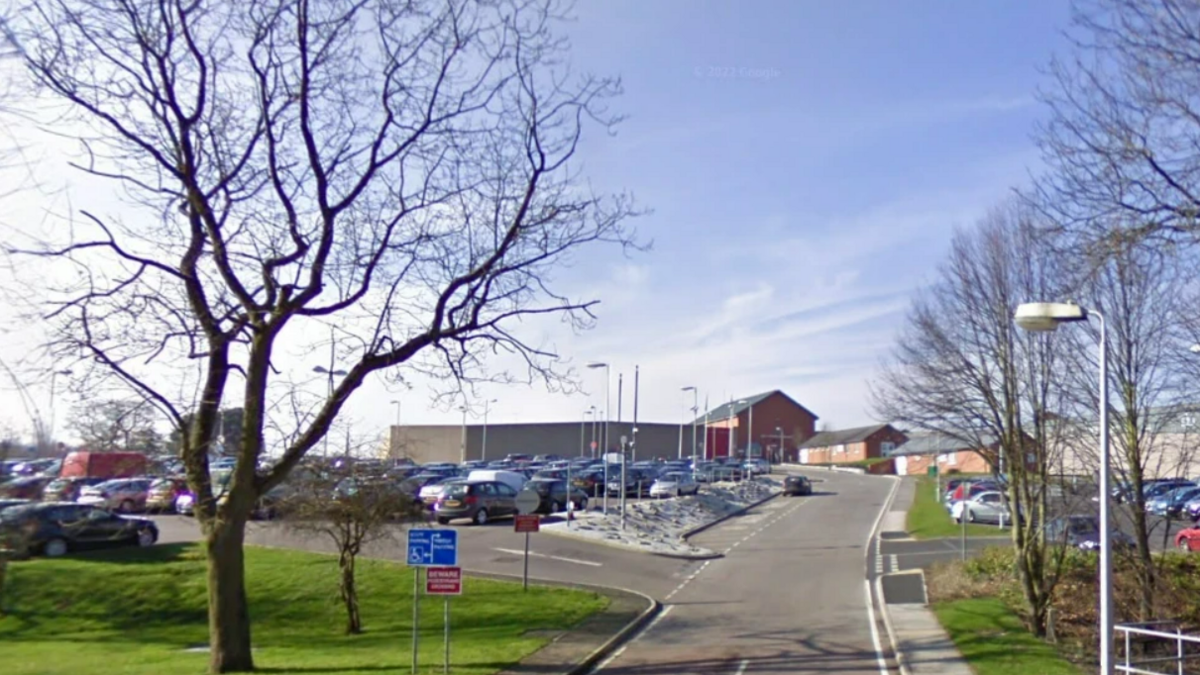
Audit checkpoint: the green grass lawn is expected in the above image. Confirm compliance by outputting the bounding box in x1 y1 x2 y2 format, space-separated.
907 476 1012 539
0 543 608 675
933 597 1079 675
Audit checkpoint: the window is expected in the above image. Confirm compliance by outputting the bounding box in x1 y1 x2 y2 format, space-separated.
938 453 957 466
1184 415 1196 429
836 444 846 454
881 442 896 455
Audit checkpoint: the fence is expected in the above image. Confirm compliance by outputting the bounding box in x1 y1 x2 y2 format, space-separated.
1116 622 1200 675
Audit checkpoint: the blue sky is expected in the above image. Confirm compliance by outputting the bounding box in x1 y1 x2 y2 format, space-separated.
0 1 1076 445
492 0 1072 430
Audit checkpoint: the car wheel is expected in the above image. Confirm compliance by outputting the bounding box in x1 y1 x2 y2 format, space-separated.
137 529 157 547
119 499 135 514
967 509 976 523
474 508 489 526
436 517 450 525
43 537 69 558
1178 538 1191 552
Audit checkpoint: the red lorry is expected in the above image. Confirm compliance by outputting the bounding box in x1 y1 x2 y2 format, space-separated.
59 451 148 479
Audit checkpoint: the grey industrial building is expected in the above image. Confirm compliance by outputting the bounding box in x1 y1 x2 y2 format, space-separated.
388 420 699 465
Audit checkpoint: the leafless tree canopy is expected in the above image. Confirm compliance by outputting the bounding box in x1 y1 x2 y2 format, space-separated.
1033 0 1200 247
872 200 1073 636
2 1 637 670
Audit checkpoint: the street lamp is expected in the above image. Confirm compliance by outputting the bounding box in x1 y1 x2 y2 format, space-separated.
312 363 348 458
737 398 754 463
390 400 402 427
588 362 611 515
48 368 73 451
482 398 498 460
581 409 593 458
1015 301 1111 675
458 405 469 463
682 386 698 464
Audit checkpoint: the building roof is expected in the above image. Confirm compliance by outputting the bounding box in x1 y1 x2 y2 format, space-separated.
690 390 818 425
887 431 998 457
797 424 893 449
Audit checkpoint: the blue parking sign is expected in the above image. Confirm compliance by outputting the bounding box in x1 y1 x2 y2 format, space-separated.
407 528 458 567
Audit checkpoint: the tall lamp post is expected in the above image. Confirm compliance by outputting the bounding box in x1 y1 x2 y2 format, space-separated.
388 399 402 460
312 364 348 458
48 368 73 452
737 398 754 461
581 409 593 458
1015 301 1111 675
482 398 498 460
587 362 611 515
457 405 469 463
682 386 697 464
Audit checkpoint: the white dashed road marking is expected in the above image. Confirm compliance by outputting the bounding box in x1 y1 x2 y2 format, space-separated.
491 548 602 567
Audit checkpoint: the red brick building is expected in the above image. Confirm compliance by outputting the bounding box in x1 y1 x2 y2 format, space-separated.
797 424 908 466
692 391 819 462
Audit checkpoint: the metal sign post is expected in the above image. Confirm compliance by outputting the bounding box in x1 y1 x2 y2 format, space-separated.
407 530 459 675
514 492 542 591
424 566 461 675
620 435 628 530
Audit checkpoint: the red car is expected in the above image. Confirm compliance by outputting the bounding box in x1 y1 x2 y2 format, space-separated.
1175 526 1200 552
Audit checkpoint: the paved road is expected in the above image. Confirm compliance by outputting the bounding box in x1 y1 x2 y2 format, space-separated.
153 469 902 674
590 469 898 675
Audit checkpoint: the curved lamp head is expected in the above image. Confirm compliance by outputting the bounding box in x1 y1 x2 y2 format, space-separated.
1014 302 1088 332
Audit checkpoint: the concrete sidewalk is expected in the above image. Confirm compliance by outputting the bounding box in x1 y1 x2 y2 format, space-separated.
886 603 975 675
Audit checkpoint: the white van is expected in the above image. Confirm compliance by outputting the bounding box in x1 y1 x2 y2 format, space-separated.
466 469 527 493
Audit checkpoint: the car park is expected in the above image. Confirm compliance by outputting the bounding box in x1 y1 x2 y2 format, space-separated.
1175 525 1200 551
782 475 813 496
418 477 468 509
518 478 588 514
77 478 153 513
145 477 190 513
1044 515 1135 552
0 502 158 557
952 491 1019 525
607 468 659 497
1146 485 1200 517
434 480 519 525
1 476 55 499
42 476 107 502
465 469 527 493
743 458 771 475
648 472 699 498
571 470 606 497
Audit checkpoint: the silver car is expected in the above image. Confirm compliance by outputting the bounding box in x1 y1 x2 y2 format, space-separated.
77 478 153 513
952 491 1018 525
649 471 700 498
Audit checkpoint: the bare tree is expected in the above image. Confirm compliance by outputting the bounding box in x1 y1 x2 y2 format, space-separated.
3 1 637 671
69 399 162 453
1056 241 1197 621
872 200 1072 637
1033 0 1200 250
280 452 421 634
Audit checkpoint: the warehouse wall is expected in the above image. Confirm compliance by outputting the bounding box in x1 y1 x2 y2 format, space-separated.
388 421 691 464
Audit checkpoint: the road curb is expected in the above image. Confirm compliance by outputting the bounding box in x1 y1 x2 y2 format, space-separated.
539 525 722 560
461 568 661 675
876 574 911 675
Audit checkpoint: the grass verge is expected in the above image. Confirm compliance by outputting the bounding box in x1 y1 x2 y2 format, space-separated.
907 476 1011 539
932 597 1080 675
0 543 608 675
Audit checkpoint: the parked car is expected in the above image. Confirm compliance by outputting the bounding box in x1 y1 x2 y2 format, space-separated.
607 468 659 497
782 474 813 496
0 476 54 500
465 469 527 494
0 502 158 557
42 476 108 502
434 480 519 525
743 458 771 475
952 491 1020 525
1143 480 1196 504
419 477 468 509
519 478 589 514
1174 525 1200 551
571 470 606 497
1146 486 1200 517
649 472 700 498
0 498 30 512
709 464 745 482
146 477 190 513
1044 515 1135 552
77 478 153 513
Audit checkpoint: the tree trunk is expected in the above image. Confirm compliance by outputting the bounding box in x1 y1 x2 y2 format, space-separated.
339 550 361 634
206 518 254 673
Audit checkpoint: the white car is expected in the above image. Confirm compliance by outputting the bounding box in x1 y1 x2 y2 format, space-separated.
743 458 771 475
419 478 466 508
649 472 700 498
